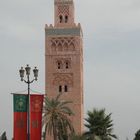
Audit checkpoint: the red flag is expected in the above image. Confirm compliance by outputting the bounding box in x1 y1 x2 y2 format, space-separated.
13 94 28 140
30 94 44 140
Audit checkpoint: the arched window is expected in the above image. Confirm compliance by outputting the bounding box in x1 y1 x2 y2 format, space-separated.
65 15 68 23
58 62 61 69
64 85 68 92
65 61 70 69
66 62 69 69
57 61 62 69
59 85 62 92
59 15 63 23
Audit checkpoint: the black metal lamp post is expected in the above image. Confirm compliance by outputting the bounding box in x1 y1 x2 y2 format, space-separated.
19 64 39 140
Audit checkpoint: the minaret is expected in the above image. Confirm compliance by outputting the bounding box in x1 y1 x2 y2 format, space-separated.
45 0 84 139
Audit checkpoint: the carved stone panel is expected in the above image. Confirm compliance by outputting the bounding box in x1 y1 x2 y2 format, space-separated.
58 5 69 16
49 37 78 52
53 73 73 86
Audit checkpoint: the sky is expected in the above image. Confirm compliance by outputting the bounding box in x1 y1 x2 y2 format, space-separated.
0 0 140 139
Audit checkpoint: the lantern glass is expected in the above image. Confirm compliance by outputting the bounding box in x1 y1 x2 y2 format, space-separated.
25 64 31 76
33 67 38 80
19 67 24 81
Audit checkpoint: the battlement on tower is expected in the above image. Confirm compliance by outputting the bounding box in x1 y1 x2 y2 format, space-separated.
55 0 73 4
45 23 83 37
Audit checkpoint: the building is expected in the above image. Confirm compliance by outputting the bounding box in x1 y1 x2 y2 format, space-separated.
45 0 84 139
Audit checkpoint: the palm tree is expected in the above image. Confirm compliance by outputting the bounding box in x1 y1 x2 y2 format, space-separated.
42 93 74 140
70 134 87 140
0 132 7 140
134 129 140 140
85 109 117 140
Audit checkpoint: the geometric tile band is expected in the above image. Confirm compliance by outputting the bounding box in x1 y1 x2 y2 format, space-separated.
45 28 81 36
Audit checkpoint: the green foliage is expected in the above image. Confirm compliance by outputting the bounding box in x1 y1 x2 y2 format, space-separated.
42 93 74 140
85 109 117 140
0 132 7 140
134 129 140 140
70 134 87 140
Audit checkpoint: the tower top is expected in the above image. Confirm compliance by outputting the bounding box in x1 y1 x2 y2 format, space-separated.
54 0 75 27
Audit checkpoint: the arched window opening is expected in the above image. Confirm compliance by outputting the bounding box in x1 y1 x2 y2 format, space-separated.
66 62 69 69
65 15 68 23
57 61 62 69
59 15 63 23
65 61 70 69
64 85 68 92
59 85 62 92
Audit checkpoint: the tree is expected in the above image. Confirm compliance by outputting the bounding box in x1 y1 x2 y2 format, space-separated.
85 109 117 140
134 129 140 140
42 94 74 140
0 132 7 140
70 134 87 140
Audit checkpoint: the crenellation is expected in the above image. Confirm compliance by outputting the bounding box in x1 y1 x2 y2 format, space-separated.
54 0 73 5
45 23 81 29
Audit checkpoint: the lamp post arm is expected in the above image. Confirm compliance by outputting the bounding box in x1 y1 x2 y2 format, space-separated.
23 79 35 84
29 79 35 84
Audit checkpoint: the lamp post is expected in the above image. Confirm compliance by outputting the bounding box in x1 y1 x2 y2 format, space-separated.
19 64 39 140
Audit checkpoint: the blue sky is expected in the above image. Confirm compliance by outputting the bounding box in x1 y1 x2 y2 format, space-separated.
0 0 140 139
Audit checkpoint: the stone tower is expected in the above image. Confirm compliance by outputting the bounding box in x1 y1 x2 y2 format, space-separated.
45 0 84 139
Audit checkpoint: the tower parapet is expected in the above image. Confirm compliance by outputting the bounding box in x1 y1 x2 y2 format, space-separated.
55 0 73 4
45 23 83 37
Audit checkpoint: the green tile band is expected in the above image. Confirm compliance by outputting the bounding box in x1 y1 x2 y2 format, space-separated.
45 28 81 36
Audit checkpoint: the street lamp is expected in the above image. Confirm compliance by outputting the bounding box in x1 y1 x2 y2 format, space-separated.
19 64 39 140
